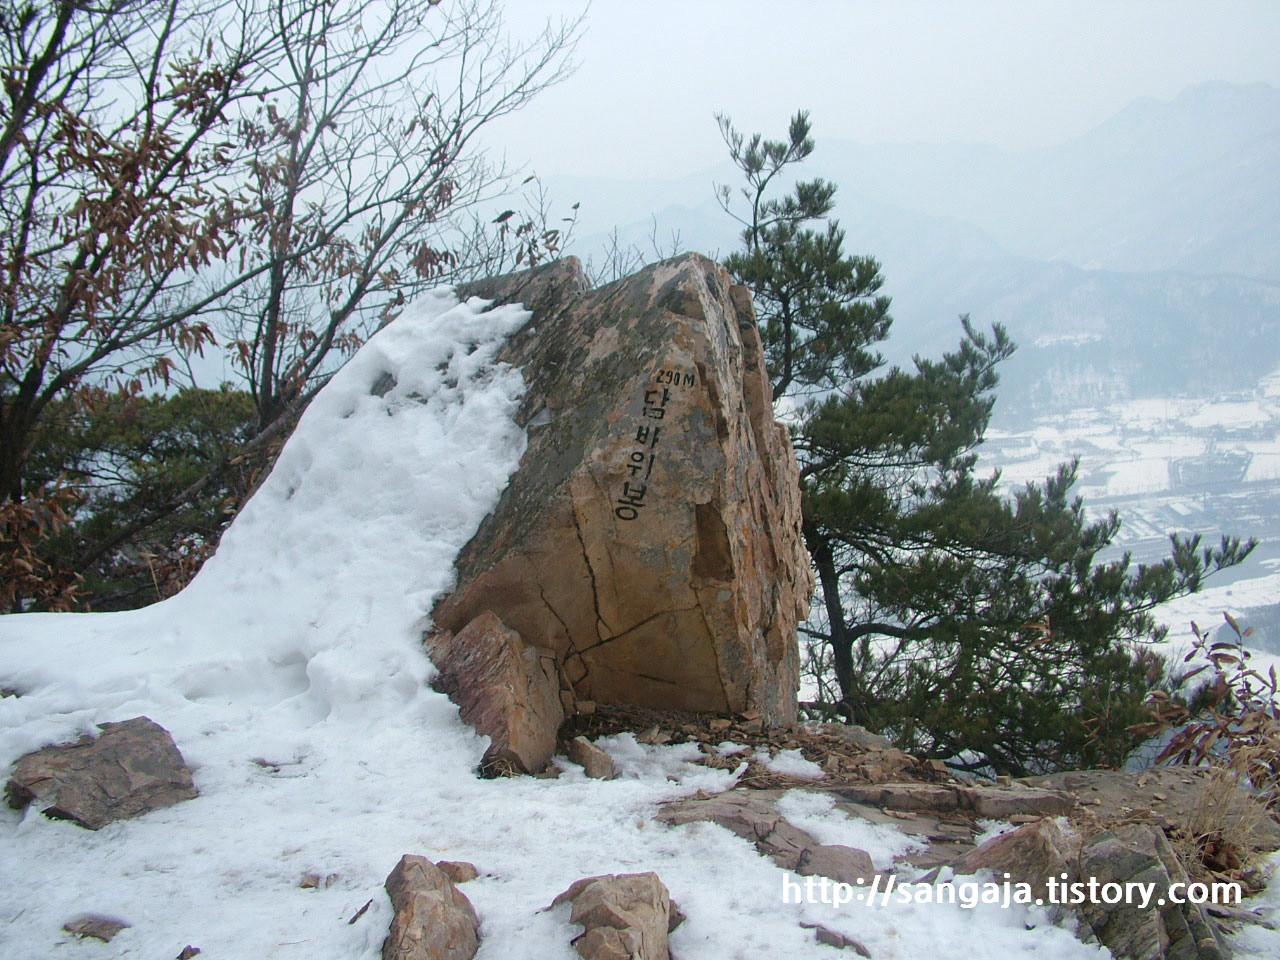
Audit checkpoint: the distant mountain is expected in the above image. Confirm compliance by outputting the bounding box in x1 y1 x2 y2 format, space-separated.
1050 128 1280 280
813 81 1280 282
552 82 1280 417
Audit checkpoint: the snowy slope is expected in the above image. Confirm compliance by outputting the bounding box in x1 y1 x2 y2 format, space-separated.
0 290 1275 958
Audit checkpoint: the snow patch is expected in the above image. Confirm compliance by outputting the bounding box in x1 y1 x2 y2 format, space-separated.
759 748 824 779
776 790 928 869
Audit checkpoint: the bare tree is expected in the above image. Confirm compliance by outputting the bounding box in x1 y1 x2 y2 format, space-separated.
219 0 580 429
582 215 685 287
0 0 580 609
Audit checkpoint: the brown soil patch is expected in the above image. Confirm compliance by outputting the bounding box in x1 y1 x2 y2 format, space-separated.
561 703 956 789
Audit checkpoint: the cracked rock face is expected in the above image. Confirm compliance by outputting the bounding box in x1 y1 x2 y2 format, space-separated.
431 254 813 724
1076 825 1229 960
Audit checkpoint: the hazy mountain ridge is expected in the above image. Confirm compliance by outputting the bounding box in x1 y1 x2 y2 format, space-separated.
557 81 1280 411
816 81 1280 280
1051 127 1280 280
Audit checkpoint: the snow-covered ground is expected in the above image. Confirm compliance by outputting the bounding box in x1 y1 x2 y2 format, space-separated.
1155 570 1280 680
1187 402 1273 431
2 291 1278 958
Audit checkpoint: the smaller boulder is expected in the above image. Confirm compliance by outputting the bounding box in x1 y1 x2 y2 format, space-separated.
437 861 480 884
950 818 1078 906
427 611 564 775
63 915 130 943
566 736 617 780
6 716 196 830
552 872 673 960
383 855 480 960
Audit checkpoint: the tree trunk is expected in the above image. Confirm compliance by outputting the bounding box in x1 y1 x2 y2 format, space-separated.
811 534 856 721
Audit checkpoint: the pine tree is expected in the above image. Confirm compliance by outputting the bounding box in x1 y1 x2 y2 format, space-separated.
718 112 1256 774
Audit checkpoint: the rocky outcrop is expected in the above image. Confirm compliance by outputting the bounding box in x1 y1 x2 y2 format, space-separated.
431 254 813 724
835 781 1074 819
382 855 481 960
1033 768 1280 849
5 716 197 830
657 791 874 884
1076 825 1229 960
947 818 1232 960
551 872 674 960
426 611 563 775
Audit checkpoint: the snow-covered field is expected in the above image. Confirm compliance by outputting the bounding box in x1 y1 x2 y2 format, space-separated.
1155 569 1280 679
2 291 1278 958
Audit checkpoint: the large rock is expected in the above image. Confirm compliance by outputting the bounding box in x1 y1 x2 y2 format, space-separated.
552 872 674 960
382 855 480 960
1075 825 1229 960
431 254 813 724
5 716 197 830
426 611 563 776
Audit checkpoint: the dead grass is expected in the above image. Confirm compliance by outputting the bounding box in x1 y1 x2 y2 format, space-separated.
1170 750 1277 893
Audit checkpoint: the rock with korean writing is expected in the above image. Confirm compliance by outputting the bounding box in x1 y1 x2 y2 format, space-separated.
431 254 812 725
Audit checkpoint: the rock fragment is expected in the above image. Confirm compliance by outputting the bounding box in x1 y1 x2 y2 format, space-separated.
6 716 196 829
63 915 130 942
801 921 871 956
427 611 563 775
382 855 480 960
657 791 873 883
552 872 674 960
436 861 480 884
566 736 618 780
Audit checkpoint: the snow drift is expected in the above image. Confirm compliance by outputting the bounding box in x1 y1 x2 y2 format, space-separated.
1 288 1275 958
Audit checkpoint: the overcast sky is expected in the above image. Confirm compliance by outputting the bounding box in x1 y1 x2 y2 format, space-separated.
487 0 1280 181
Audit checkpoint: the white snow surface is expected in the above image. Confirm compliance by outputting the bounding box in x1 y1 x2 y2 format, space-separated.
759 748 825 780
776 790 927 869
1186 401 1272 430
0 289 1277 958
